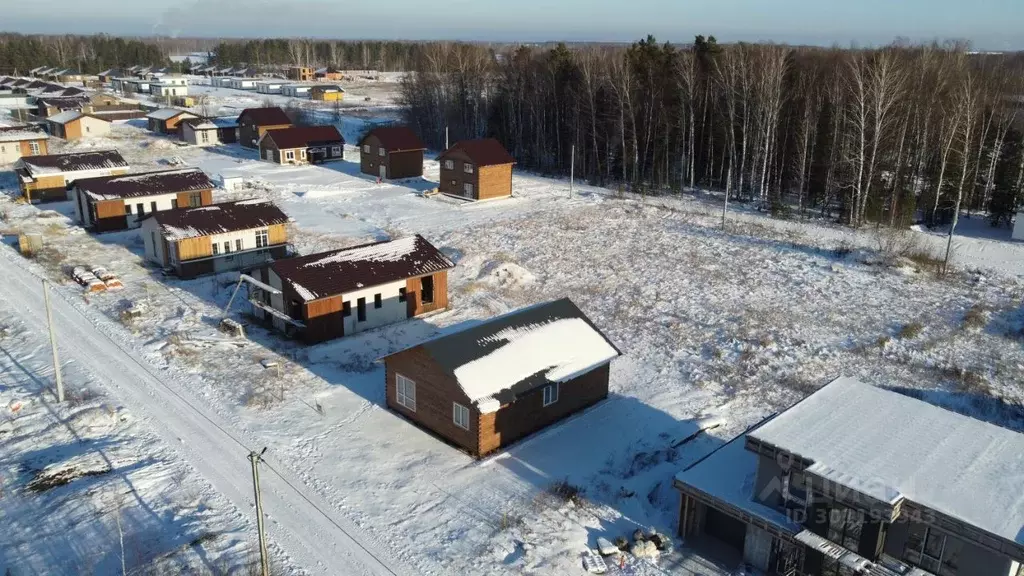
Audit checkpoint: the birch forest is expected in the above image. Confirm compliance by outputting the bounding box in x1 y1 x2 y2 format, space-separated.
400 38 1024 228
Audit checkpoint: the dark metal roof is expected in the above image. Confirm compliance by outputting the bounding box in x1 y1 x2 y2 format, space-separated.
75 168 214 200
402 298 620 404
271 235 453 301
20 150 128 175
150 199 289 239
237 107 291 126
436 138 515 166
263 125 344 149
360 126 426 152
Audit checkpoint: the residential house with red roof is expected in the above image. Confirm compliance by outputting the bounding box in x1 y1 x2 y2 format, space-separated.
359 126 426 180
258 125 345 165
237 107 292 148
71 168 215 232
435 138 515 201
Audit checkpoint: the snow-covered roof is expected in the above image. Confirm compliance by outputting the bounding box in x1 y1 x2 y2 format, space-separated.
394 298 620 412
748 377 1024 547
46 110 85 124
0 126 47 142
19 150 128 176
152 199 288 240
146 108 191 121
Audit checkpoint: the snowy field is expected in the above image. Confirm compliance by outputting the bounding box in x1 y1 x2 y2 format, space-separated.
1 114 1024 575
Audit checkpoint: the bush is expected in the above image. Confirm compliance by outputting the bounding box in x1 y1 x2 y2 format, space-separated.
548 479 586 506
898 322 923 339
962 304 988 331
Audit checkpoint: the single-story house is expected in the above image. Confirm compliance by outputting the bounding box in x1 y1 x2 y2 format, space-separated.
249 235 454 343
46 111 111 141
140 199 290 278
381 298 620 458
674 376 1024 575
237 107 293 148
359 126 426 180
256 81 285 94
228 78 257 90
71 168 215 232
0 126 49 164
150 83 189 98
258 125 344 165
436 138 515 201
146 108 198 135
310 85 344 102
35 97 87 118
211 76 234 88
180 117 239 146
281 84 314 98
98 69 123 83
15 150 129 203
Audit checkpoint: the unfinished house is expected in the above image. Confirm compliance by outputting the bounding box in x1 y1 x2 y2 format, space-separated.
71 168 215 232
16 150 129 203
249 235 453 343
140 199 290 278
380 298 620 458
674 377 1024 576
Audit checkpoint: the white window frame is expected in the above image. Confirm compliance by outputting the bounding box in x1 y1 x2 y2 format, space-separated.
29 141 40 154
542 383 559 407
453 402 470 430
378 147 385 157
300 149 307 160
463 182 473 196
362 144 370 154
396 374 416 411
444 159 454 170
255 229 269 248
284 150 295 161
463 162 474 174
332 146 341 155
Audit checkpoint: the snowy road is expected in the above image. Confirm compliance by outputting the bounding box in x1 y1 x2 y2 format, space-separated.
0 245 413 576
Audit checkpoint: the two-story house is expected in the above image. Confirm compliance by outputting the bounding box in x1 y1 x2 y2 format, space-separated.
674 377 1024 576
435 138 515 201
237 107 293 148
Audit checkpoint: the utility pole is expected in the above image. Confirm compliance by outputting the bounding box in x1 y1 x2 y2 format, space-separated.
569 144 575 199
249 448 271 576
43 280 64 403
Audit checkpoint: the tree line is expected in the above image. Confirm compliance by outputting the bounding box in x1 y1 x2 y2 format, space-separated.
0 33 167 74
400 38 1024 228
209 39 422 71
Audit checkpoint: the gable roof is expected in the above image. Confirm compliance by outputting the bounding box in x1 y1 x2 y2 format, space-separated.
38 97 87 110
390 298 620 411
19 150 128 175
181 116 238 130
263 125 344 149
75 168 214 200
748 377 1024 548
146 108 193 121
361 126 425 152
436 138 515 166
0 125 48 143
271 235 453 301
237 107 291 126
48 110 109 125
150 199 289 240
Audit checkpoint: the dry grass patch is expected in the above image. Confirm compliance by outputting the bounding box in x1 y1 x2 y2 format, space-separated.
898 322 924 340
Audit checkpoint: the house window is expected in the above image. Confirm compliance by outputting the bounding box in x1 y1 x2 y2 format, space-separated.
188 193 201 208
378 147 385 157
224 241 231 253
331 146 341 156
201 130 209 143
151 201 157 213
374 293 382 309
905 526 952 574
444 160 454 170
255 229 268 248
342 301 351 317
463 182 474 196
125 204 132 214
453 402 470 430
420 276 434 304
86 126 91 133
285 150 295 161
300 149 307 160
543 383 559 406
357 297 366 322
463 162 474 174
136 203 145 216
396 374 416 411
362 144 371 154
826 504 864 554
398 288 406 302
212 242 219 255
171 199 178 209
29 142 40 154
236 239 243 251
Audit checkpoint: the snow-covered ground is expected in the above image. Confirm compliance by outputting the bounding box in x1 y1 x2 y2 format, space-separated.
2 114 1024 575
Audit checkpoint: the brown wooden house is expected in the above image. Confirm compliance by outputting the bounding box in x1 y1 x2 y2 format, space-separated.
237 107 293 148
46 111 112 140
435 138 515 201
16 150 129 203
0 126 49 165
146 108 198 135
381 298 620 458
287 66 314 82
71 168 215 232
359 126 426 180
140 199 290 279
258 125 345 165
249 235 454 343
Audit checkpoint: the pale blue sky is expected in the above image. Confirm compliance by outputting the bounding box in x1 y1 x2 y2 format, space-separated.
5 0 1023 49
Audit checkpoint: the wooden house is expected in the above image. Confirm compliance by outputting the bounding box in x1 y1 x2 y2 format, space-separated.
310 85 344 102
140 199 290 279
237 107 293 148
287 66 314 82
258 125 344 165
380 298 620 458
180 117 239 146
71 168 214 232
46 111 111 141
0 126 49 164
16 150 129 203
249 235 454 343
35 97 87 118
359 126 426 180
146 108 198 135
435 138 515 201
314 68 345 81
